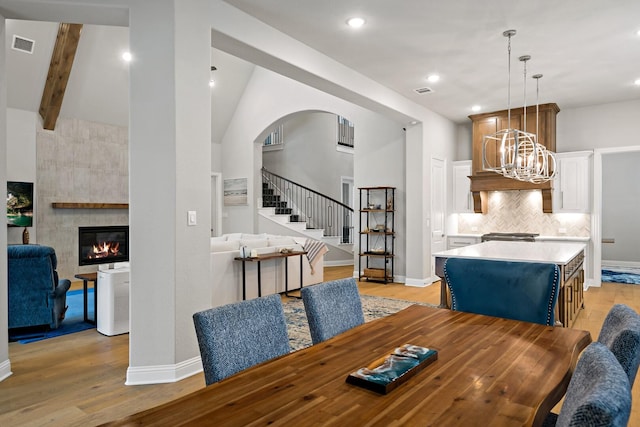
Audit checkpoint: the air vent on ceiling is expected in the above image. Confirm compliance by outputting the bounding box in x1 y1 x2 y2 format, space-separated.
12 35 35 54
414 87 434 94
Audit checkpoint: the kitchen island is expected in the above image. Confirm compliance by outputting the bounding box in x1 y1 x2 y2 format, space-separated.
434 240 586 327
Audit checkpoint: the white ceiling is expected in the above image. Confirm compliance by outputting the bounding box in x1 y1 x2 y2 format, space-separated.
4 19 255 143
223 0 640 123
3 0 640 131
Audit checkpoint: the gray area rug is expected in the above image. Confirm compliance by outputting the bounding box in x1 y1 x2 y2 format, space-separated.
283 295 433 351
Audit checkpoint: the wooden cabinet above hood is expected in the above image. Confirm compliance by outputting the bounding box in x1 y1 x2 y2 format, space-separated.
468 103 559 214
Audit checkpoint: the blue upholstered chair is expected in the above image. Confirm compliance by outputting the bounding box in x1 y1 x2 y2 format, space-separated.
301 277 365 345
597 303 640 387
443 258 560 326
8 244 71 330
542 342 631 427
193 293 291 385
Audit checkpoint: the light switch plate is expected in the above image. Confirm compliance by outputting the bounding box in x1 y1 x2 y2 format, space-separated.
188 210 197 226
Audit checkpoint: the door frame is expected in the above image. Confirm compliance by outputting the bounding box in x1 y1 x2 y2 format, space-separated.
211 172 222 237
592 145 640 287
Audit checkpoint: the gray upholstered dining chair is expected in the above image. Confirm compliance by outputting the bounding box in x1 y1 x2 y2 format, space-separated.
193 294 291 385
542 342 631 427
597 303 640 387
443 258 560 326
301 277 365 345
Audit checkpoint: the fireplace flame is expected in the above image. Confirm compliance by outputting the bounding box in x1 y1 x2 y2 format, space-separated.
88 241 121 259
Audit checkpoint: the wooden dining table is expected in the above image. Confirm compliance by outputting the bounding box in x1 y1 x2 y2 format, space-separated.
104 305 591 427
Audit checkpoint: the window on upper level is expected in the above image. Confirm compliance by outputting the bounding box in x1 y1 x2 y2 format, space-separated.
337 116 354 151
262 124 284 151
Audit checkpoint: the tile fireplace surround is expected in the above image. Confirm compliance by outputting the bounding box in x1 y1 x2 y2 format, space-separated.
36 118 129 280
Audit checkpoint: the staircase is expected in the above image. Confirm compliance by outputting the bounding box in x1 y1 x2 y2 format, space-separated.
260 168 354 251
260 182 324 240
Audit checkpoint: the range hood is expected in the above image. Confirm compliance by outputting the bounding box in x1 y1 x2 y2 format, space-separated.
468 103 559 214
469 173 553 214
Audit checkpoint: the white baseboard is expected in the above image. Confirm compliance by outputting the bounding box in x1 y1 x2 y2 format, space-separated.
324 260 354 267
0 359 12 382
125 356 202 386
602 260 640 271
404 276 439 288
584 278 600 289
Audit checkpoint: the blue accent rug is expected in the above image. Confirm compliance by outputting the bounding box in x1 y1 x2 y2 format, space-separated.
9 288 96 344
602 270 640 285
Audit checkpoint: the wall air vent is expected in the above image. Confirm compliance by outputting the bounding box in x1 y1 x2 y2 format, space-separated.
414 87 433 94
12 35 35 54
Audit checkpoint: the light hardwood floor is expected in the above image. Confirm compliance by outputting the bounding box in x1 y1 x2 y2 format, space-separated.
1 266 638 426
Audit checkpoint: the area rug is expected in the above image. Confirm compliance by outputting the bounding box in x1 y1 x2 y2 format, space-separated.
602 269 640 285
9 288 96 344
282 295 432 351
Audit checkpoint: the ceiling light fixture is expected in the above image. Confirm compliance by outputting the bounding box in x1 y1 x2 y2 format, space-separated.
122 51 132 62
471 105 481 112
347 17 365 28
427 74 440 83
635 78 640 86
482 29 556 184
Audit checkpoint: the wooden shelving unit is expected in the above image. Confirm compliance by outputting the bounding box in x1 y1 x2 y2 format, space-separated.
358 186 395 283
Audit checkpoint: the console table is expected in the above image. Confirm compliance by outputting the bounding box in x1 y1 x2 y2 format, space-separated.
74 272 98 324
234 251 307 300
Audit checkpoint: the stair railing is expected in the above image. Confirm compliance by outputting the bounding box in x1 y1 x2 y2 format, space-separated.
261 167 354 244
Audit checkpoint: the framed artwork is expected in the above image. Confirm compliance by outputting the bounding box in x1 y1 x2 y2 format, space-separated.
7 181 34 227
224 178 248 206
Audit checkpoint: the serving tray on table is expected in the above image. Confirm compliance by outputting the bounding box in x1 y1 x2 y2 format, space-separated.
346 344 438 394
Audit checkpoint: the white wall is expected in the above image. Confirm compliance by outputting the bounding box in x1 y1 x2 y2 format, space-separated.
6 108 37 244
262 111 353 202
1 12 11 382
601 151 640 263
220 66 407 275
557 99 640 152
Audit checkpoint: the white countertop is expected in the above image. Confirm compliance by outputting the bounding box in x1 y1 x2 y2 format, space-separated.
433 240 586 265
447 234 590 242
535 236 590 242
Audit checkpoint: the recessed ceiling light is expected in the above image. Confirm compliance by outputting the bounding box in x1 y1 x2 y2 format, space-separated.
122 51 132 62
471 105 481 112
209 79 215 88
347 17 365 28
427 74 440 83
635 79 640 86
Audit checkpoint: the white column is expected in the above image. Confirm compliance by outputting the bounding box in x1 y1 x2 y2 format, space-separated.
404 124 432 286
126 0 212 384
0 13 12 382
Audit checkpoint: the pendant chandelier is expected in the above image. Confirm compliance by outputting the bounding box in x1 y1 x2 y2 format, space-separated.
482 29 556 183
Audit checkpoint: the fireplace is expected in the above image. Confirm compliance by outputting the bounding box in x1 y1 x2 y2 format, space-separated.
78 225 129 266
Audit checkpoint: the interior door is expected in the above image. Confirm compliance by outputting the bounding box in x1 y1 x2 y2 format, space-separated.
431 157 446 273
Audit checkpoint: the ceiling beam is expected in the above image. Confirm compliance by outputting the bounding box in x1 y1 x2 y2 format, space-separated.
39 23 83 131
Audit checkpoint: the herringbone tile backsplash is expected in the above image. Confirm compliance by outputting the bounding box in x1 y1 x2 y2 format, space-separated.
457 191 590 236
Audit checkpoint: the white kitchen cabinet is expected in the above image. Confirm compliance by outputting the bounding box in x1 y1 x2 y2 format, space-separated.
447 235 480 249
553 151 592 213
452 160 473 213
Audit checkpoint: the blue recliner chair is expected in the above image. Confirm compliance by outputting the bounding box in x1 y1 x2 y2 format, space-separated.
8 245 72 330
